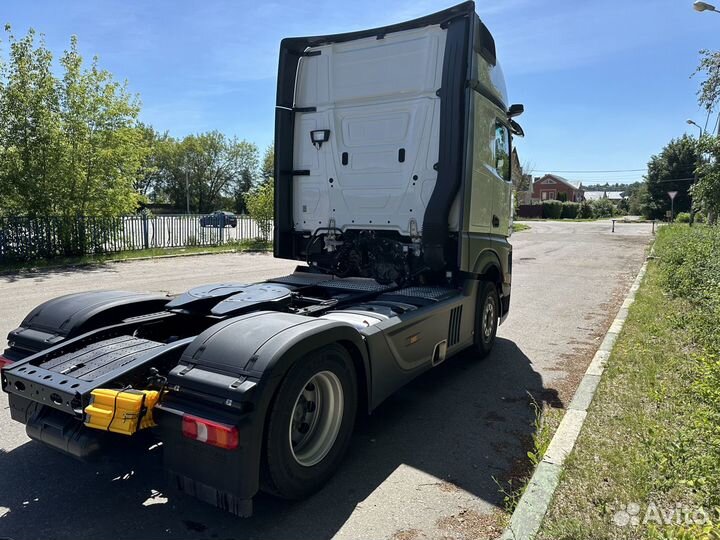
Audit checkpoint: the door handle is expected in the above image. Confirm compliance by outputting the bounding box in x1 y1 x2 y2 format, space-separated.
492 215 500 228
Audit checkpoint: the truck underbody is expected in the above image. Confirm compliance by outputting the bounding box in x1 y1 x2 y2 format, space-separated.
1 1 519 516
2 270 500 514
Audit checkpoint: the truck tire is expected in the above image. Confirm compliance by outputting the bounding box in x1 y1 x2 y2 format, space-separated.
263 344 357 499
474 281 499 358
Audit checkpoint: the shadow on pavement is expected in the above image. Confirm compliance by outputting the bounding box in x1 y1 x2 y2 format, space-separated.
0 263 115 284
0 337 561 540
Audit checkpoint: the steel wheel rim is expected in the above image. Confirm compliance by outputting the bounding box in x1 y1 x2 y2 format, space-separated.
482 296 496 342
289 370 344 467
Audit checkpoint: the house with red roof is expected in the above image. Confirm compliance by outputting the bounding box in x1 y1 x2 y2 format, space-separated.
531 174 584 202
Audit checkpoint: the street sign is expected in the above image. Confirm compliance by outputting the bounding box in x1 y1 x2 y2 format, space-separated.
668 191 678 222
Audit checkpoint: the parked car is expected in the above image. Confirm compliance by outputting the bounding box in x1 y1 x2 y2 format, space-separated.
200 211 237 228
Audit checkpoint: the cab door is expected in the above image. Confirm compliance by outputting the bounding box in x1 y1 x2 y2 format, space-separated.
491 120 512 238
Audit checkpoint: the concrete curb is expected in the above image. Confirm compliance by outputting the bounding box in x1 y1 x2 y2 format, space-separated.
499 258 650 540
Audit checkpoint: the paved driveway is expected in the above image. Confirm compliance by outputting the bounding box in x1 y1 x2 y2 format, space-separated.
0 220 652 540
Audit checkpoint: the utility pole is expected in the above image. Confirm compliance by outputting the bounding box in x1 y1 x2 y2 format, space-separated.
686 119 703 226
186 169 191 214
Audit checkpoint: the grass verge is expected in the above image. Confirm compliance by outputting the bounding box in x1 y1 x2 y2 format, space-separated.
518 218 601 222
513 223 532 232
0 239 272 273
495 401 564 513
538 225 720 539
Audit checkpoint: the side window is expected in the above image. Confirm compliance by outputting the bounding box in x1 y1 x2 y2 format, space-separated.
494 122 511 181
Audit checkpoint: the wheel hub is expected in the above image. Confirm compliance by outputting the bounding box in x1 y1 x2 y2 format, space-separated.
289 371 344 467
483 297 495 341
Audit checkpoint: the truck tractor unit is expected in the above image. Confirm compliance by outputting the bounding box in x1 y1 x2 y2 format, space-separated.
0 1 523 517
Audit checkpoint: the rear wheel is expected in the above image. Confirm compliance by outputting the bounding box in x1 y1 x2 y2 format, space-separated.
263 344 357 499
474 281 499 358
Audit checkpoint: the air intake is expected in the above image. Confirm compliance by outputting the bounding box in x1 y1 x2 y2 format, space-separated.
448 306 462 346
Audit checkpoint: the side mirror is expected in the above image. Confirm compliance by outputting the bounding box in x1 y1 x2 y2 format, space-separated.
508 103 524 118
510 119 525 138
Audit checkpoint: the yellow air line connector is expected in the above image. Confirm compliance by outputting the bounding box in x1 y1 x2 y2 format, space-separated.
83 388 161 435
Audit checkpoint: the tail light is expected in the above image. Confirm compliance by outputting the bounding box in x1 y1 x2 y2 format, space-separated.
182 414 239 450
0 355 13 369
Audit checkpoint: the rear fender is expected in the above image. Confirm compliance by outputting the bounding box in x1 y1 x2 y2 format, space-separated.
168 311 370 415
6 290 169 359
156 311 369 504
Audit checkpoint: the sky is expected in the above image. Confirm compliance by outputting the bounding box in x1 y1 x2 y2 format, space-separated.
2 0 718 186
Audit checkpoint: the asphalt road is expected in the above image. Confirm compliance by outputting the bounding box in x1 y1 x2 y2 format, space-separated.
0 220 653 540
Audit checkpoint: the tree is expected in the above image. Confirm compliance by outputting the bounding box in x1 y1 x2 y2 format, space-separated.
260 143 274 186
0 27 64 215
691 50 720 224
643 136 697 219
149 133 259 213
133 124 169 201
590 197 616 218
692 135 720 223
245 181 274 240
0 27 146 217
694 49 720 131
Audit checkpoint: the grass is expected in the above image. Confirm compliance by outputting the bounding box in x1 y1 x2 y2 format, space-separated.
512 223 531 232
495 401 564 513
518 217 601 222
538 225 720 540
0 238 272 273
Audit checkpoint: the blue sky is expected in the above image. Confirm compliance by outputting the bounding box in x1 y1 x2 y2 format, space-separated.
2 0 717 185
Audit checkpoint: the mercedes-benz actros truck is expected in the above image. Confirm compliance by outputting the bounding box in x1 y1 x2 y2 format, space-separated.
0 1 523 516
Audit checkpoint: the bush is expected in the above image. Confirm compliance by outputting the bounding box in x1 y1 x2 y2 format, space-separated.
590 198 616 218
676 212 691 223
561 202 580 219
245 182 274 240
542 200 563 219
578 200 594 219
654 225 720 506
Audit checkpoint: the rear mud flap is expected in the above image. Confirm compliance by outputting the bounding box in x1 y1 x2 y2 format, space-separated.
169 470 253 517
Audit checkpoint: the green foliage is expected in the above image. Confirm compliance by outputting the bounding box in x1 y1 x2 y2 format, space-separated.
245 181 274 240
577 200 594 219
583 182 637 192
590 197 616 218
557 191 568 202
676 212 691 223
655 225 720 507
628 181 657 218
260 143 274 186
692 135 720 222
648 523 720 540
560 201 579 219
644 136 697 219
693 49 720 114
0 27 145 217
147 132 259 214
542 200 563 219
494 399 561 514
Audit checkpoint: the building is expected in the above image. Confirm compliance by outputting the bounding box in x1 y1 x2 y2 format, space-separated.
532 174 584 202
584 191 626 203
511 148 533 205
